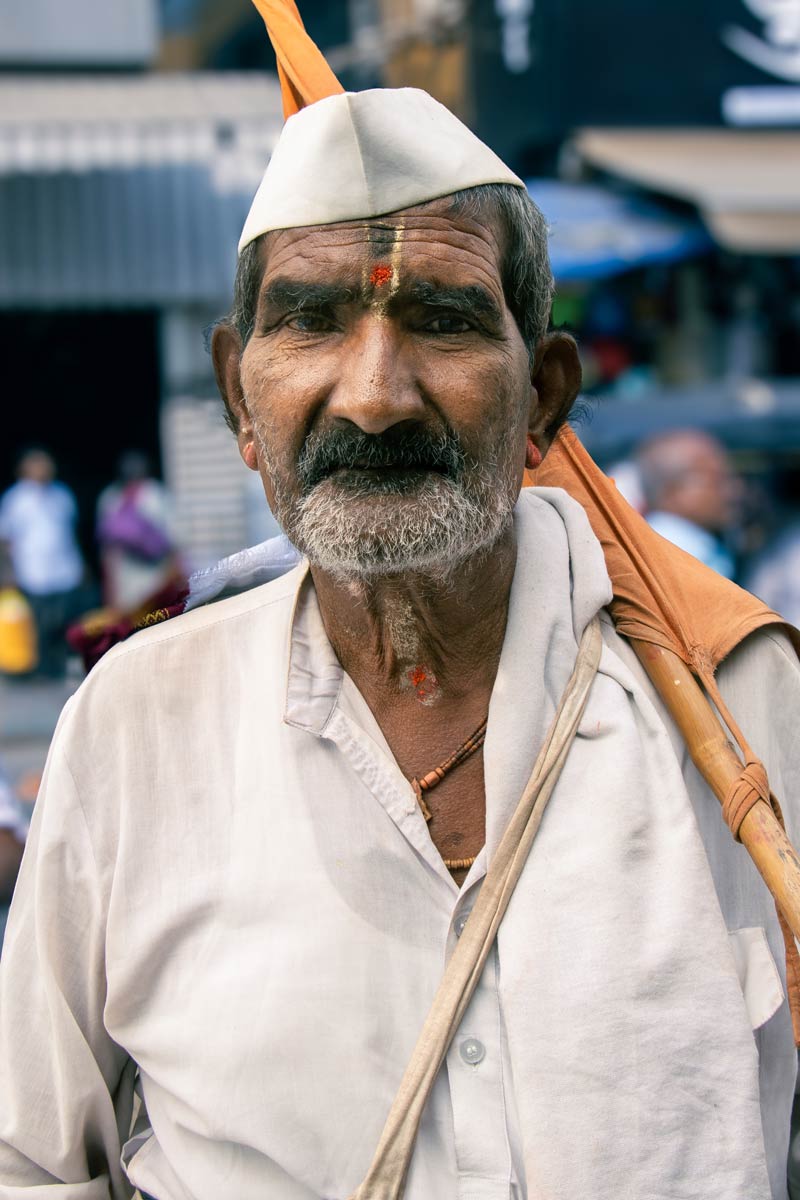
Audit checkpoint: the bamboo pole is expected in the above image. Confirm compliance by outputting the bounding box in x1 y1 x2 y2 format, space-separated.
631 638 800 941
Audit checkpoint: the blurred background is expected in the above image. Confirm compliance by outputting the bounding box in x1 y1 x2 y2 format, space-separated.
1 0 800 931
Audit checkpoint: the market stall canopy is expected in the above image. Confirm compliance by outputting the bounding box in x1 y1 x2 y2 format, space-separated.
0 74 283 306
574 129 800 254
580 378 800 462
0 74 282 176
526 179 711 282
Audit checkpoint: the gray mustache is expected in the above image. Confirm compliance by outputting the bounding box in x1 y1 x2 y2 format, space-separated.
297 427 466 491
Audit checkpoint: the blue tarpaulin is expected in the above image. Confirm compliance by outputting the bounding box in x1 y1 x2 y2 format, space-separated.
526 179 712 282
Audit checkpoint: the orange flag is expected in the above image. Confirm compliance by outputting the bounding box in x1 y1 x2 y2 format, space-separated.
250 0 344 118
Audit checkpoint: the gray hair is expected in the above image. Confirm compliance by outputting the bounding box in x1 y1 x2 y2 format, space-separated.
221 182 554 431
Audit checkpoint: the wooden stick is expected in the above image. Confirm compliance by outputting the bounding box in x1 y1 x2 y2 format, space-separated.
630 638 800 941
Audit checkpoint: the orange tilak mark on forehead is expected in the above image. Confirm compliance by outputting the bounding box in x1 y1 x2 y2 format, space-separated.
369 264 393 288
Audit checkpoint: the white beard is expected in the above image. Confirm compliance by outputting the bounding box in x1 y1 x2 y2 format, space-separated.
253 422 518 583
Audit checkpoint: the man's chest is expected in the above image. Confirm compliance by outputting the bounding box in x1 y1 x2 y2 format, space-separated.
95 672 778 1198
364 689 498 878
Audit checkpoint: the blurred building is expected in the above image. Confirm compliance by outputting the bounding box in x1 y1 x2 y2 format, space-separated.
467 0 800 529
0 2 286 568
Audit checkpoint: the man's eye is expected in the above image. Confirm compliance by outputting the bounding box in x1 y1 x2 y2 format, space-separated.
286 312 335 333
424 314 472 334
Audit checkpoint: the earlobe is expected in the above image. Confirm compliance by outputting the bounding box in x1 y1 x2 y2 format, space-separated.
211 322 258 468
525 434 542 470
528 332 582 455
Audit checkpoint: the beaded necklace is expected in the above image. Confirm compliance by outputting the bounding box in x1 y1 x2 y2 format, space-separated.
410 716 487 872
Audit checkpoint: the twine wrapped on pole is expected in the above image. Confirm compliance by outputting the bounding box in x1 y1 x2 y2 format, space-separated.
348 618 603 1200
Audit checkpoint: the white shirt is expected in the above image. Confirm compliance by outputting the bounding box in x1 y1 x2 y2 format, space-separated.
0 489 797 1199
0 480 83 595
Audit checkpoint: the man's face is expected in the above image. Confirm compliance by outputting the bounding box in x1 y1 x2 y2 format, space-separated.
20 452 54 485
667 440 742 534
235 199 537 579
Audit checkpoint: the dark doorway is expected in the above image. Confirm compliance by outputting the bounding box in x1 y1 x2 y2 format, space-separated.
0 309 161 573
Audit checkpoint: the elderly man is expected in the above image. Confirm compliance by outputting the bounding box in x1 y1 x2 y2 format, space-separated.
1 21 800 1200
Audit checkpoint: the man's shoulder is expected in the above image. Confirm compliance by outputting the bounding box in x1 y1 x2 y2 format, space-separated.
46 567 307 812
0 482 23 511
603 615 799 695
718 621 800 695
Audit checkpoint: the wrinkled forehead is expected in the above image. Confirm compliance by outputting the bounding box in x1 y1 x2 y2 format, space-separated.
258 197 506 291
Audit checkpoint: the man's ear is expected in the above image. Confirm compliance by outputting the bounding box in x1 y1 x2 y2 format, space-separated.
528 332 582 457
211 324 258 470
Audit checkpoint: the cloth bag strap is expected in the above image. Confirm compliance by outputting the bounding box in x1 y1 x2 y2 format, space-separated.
348 615 603 1200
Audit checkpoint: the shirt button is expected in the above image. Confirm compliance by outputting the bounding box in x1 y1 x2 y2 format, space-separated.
459 1037 486 1065
454 911 471 937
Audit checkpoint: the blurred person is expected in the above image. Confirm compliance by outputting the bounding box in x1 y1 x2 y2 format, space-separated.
746 521 800 629
606 456 645 513
0 449 83 678
0 587 36 677
0 544 36 677
3 10 800 1200
0 759 28 952
0 763 31 950
64 452 187 671
742 467 800 630
0 761 25 909
96 450 180 611
636 429 742 579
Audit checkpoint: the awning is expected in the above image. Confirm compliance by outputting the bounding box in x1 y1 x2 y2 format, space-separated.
579 378 800 463
0 166 252 307
0 73 282 307
525 179 711 282
573 130 800 254
0 73 281 186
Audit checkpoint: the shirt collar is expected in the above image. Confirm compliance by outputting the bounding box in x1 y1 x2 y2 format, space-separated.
283 560 345 736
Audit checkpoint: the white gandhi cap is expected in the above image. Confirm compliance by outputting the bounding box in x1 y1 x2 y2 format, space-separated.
238 86 525 254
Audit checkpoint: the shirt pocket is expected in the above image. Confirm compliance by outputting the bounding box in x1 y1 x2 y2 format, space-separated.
728 926 785 1030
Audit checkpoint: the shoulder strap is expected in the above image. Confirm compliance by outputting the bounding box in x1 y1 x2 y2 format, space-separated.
348 615 603 1200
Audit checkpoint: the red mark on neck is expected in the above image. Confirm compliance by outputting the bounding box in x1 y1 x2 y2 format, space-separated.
409 666 427 690
407 664 438 703
369 264 393 288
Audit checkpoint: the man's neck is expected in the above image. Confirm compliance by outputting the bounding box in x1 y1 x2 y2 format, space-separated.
309 529 517 715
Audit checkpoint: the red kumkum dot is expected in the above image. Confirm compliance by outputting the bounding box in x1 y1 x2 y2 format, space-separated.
369 264 393 288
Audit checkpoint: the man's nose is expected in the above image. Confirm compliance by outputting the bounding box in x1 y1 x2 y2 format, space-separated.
325 315 426 435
